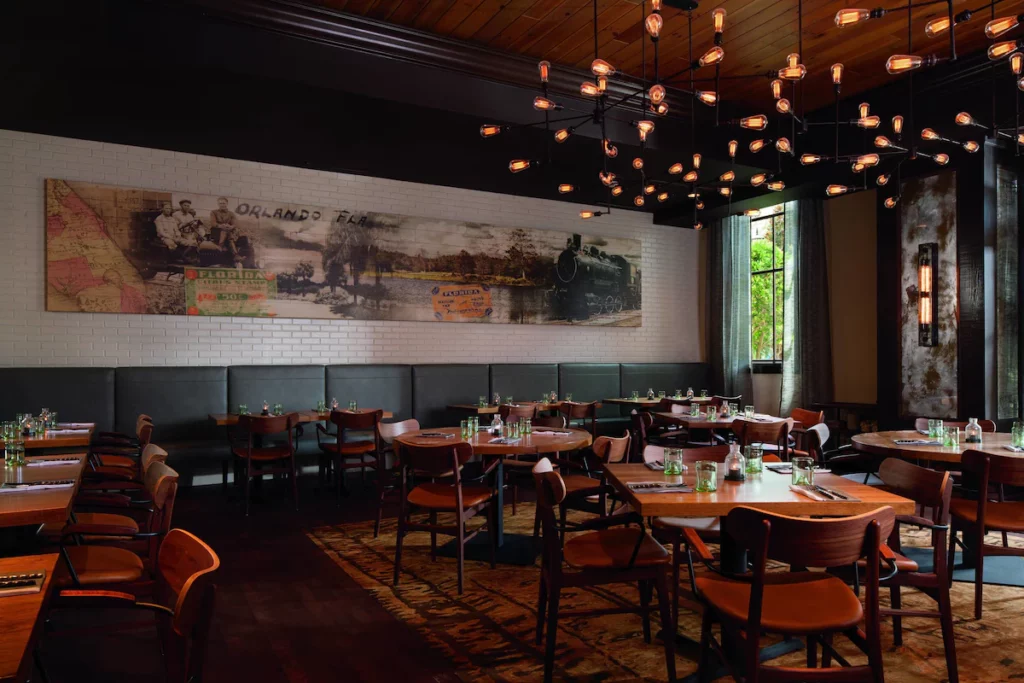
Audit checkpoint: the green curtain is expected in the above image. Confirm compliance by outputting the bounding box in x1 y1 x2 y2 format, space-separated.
706 215 752 401
780 199 834 416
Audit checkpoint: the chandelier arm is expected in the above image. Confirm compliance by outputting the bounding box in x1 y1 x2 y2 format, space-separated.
520 114 593 128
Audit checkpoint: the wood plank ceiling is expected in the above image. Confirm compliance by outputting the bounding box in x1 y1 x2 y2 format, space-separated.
312 0 1024 112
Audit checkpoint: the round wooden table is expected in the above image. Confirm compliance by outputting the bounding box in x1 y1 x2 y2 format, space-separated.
851 430 1018 464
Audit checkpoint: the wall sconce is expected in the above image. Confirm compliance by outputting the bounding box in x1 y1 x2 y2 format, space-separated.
918 243 938 346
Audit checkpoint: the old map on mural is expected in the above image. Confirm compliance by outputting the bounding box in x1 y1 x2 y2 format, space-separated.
45 179 641 325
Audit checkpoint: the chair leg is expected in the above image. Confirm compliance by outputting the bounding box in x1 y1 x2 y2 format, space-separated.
430 511 438 562
533 506 542 544
456 516 466 595
393 506 406 587
947 527 959 589
535 574 548 646
890 584 903 646
639 579 652 644
221 460 229 492
672 536 682 628
698 610 713 683
290 458 299 511
821 633 833 668
243 462 252 517
974 539 985 620
806 633 818 668
488 503 497 569
543 585 560 683
937 577 959 683
655 570 677 683
374 478 385 539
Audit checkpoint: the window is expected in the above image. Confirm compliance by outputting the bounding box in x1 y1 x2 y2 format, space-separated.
749 204 785 364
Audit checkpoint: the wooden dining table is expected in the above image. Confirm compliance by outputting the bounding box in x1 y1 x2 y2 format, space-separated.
447 402 569 415
655 412 786 431
0 425 95 451
605 396 712 409
208 409 393 426
0 454 87 529
0 553 58 683
852 430 1018 464
395 426 592 545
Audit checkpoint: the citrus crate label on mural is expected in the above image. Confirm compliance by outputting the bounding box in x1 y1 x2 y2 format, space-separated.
44 178 640 326
184 268 278 317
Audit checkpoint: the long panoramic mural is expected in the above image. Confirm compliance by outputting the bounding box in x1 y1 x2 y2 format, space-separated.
45 179 641 326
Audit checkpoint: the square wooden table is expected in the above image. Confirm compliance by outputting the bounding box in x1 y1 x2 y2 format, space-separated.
0 425 94 451
447 402 578 415
0 455 87 529
0 553 58 683
606 463 915 518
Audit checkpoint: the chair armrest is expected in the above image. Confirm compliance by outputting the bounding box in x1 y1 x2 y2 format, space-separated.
571 510 644 532
896 514 948 531
56 589 174 616
680 527 715 563
61 520 140 537
877 544 900 580
83 468 135 483
74 492 133 508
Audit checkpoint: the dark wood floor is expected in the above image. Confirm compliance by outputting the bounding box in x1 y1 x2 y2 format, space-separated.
40 477 463 683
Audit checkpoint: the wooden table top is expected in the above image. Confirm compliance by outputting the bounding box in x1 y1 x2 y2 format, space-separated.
447 402 567 415
655 412 786 430
0 425 94 451
606 396 713 407
0 554 58 683
605 463 915 518
852 430 1018 464
394 427 592 456
209 409 393 426
0 454 86 528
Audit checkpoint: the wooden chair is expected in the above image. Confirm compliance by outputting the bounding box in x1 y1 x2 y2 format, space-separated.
233 413 300 516
948 449 1024 619
559 400 598 436
872 459 958 682
532 415 567 429
914 417 997 433
317 409 383 501
90 415 154 472
53 528 220 683
688 505 895 682
82 443 168 490
532 458 676 683
393 441 498 595
792 423 831 462
791 407 825 428
731 418 792 459
45 462 180 571
374 419 420 537
499 403 538 421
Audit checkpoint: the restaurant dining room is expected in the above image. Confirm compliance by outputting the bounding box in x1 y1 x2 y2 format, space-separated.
3 0 1024 681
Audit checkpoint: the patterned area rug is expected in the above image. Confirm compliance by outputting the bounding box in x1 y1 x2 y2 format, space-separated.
308 506 1024 682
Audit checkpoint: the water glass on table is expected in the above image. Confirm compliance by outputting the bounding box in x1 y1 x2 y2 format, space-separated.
745 444 764 474
237 404 249 416
791 456 815 486
1013 422 1024 449
927 419 944 438
348 400 358 412
504 396 513 405
690 403 700 417
707 406 719 422
664 448 684 476
272 403 284 416
658 391 666 399
695 461 718 492
630 390 640 401
744 405 755 418
943 426 960 448
460 420 469 439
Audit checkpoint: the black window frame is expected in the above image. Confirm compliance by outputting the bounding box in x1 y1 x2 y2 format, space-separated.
749 207 785 370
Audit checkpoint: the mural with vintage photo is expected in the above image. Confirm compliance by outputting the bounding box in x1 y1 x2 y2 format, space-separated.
899 171 958 419
45 179 642 326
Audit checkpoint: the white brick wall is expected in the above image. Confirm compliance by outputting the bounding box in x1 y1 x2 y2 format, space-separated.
0 129 701 367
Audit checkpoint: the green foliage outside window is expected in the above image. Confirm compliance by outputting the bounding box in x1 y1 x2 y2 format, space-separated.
750 212 785 362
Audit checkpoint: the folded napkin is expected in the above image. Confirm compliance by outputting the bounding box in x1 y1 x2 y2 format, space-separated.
57 423 93 429
790 485 828 501
627 481 692 493
26 458 79 467
489 437 522 445
893 439 942 446
0 480 75 492
1004 446 1024 453
917 428 930 435
532 430 572 436
45 429 90 435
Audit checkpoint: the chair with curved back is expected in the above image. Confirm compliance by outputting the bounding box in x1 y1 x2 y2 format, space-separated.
373 419 420 537
394 440 498 595
499 403 538 421
532 458 676 683
317 409 384 501
731 418 793 459
82 443 168 491
791 408 825 428
558 401 598 437
532 415 567 429
54 528 221 683
233 413 300 516
90 415 155 473
689 505 894 682
792 423 831 462
948 449 1024 619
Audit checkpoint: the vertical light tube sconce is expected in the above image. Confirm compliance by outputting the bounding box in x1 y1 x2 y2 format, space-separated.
918 242 938 346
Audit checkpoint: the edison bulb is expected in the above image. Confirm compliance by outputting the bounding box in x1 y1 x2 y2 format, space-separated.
591 59 616 76
800 153 821 165
699 46 725 67
963 140 980 153
480 125 502 138
554 128 571 143
696 91 718 106
884 196 899 209
719 170 735 182
740 115 768 130
934 153 949 165
986 15 1020 38
835 8 871 27
767 180 785 191
683 170 698 183
645 13 663 38
825 184 849 197
886 54 923 74
876 173 890 186
776 98 791 114
728 140 738 158
649 84 666 104
875 135 891 148
775 137 792 153
925 17 950 37
892 115 904 134
749 139 767 153
632 157 644 170
750 173 767 186
921 128 939 140
668 163 683 175
634 196 645 207
712 7 726 32
770 79 782 99
558 184 574 194
831 63 844 85
509 160 530 173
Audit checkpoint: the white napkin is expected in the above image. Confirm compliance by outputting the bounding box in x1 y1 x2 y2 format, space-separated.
57 423 94 429
1004 446 1024 453
25 458 78 467
45 429 90 435
489 437 522 445
0 481 75 492
893 439 942 446
533 430 571 436
790 485 828 501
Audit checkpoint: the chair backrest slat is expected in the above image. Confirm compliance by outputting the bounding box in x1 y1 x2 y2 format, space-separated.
330 409 383 431
499 404 538 420
878 458 952 514
399 441 474 478
378 419 420 445
642 444 731 464
961 449 1024 487
732 419 792 453
791 408 825 428
592 432 631 465
238 413 297 435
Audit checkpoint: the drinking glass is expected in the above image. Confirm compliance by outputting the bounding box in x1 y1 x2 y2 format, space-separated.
658 391 667 399
237 404 248 416
493 393 501 406
631 390 640 401
700 389 709 398
469 416 478 434
348 400 358 411
1013 422 1024 448
791 456 815 486
664 449 684 476
931 419 944 439
504 396 513 405
674 389 683 398
943 426 960 448
730 403 740 417
478 396 486 407
273 403 283 416
48 411 58 429
744 405 755 418
550 390 558 402
460 420 469 439
690 403 700 417
695 461 718 492
745 444 764 474
524 418 532 434
707 406 718 422
564 393 573 402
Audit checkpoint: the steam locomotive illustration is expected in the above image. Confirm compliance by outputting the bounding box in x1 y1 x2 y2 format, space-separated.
553 233 641 321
